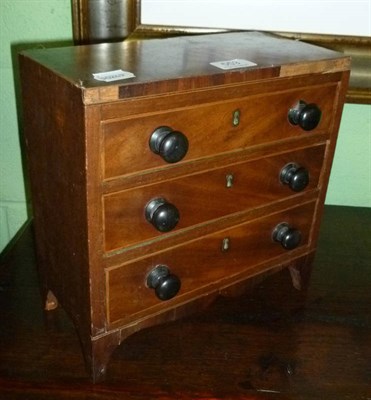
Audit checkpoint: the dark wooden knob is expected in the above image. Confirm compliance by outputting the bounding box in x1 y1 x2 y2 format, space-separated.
149 126 189 163
288 101 321 131
146 265 181 301
273 223 301 250
280 163 309 192
145 198 179 232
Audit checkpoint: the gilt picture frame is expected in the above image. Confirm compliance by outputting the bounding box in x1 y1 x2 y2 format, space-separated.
72 0 370 104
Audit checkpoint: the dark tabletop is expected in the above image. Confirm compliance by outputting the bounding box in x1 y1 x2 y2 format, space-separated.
0 205 370 400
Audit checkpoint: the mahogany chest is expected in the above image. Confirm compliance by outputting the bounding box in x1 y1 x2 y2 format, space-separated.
19 32 350 382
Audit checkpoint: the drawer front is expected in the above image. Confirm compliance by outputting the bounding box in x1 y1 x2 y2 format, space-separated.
103 144 325 252
106 201 316 325
103 84 337 180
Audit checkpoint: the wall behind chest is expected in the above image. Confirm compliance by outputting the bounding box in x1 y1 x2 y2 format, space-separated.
326 103 371 207
0 0 73 253
0 0 369 254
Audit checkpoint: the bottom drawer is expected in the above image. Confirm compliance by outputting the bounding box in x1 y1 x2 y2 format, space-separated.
106 201 316 325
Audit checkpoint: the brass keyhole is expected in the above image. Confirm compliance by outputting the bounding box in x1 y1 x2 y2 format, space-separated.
221 237 230 252
232 109 240 127
226 173 234 188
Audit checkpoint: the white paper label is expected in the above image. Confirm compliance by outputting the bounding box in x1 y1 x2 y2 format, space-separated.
92 69 135 82
210 59 257 70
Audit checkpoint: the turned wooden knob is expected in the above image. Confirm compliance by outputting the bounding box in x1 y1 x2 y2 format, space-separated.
145 198 180 232
273 223 302 250
280 163 309 192
288 101 321 131
149 126 189 163
146 265 181 301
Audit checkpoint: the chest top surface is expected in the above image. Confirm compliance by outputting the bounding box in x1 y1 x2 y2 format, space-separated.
21 31 350 104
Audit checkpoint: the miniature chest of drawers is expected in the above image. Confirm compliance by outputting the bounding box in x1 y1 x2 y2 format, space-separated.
19 32 350 382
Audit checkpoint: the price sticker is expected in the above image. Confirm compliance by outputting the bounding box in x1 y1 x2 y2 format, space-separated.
210 59 257 70
93 69 135 82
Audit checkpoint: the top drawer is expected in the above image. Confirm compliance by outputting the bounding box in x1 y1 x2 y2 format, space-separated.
103 83 338 180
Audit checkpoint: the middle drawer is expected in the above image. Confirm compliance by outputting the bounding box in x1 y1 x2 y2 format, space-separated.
103 144 325 253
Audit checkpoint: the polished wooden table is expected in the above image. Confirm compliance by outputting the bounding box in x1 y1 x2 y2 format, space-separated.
0 205 370 399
